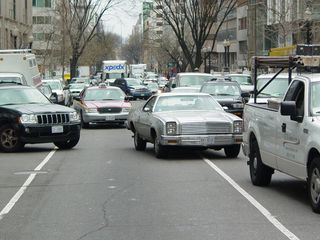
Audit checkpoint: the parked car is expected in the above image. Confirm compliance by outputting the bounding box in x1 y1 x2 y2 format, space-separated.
42 79 72 106
68 83 87 98
226 73 254 93
0 84 81 152
200 80 249 118
127 92 243 158
113 78 152 100
72 84 132 128
37 84 58 103
170 72 214 92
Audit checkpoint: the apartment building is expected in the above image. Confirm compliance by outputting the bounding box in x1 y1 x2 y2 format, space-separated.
0 0 33 49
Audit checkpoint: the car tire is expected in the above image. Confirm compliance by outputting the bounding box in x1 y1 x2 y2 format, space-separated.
0 124 24 152
224 144 240 158
307 158 320 213
80 111 90 129
134 132 146 151
249 140 273 186
154 134 167 159
54 136 80 150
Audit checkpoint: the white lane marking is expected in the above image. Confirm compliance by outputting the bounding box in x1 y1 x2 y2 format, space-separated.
0 149 57 221
203 158 300 240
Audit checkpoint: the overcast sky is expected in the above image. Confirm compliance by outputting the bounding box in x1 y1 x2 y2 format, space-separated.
102 0 142 40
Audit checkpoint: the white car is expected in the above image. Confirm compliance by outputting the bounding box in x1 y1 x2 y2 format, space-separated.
42 79 72 106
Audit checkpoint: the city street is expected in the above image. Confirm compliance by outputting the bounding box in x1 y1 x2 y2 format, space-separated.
0 126 319 240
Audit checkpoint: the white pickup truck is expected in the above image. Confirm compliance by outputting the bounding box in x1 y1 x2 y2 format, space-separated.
243 54 320 213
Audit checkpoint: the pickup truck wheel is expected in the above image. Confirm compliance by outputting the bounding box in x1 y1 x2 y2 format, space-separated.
154 135 167 159
134 132 146 151
224 144 240 158
54 136 80 150
249 140 273 186
81 111 90 129
0 124 24 152
308 158 320 213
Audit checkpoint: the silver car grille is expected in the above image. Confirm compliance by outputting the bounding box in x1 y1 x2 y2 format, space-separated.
37 113 70 124
181 122 232 134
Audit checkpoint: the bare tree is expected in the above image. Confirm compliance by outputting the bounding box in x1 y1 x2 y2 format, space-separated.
56 0 120 79
154 0 236 71
121 31 143 64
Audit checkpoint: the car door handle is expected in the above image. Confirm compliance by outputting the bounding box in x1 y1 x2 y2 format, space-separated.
281 123 286 133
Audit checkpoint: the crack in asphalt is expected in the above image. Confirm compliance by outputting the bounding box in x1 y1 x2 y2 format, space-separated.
75 182 136 240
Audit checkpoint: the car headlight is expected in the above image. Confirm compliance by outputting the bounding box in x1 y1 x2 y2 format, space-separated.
232 103 244 109
20 114 37 124
85 108 98 113
69 111 79 122
122 107 131 113
233 121 243 133
166 122 177 135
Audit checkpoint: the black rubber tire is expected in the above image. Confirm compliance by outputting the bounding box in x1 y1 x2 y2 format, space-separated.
81 111 90 129
307 158 320 213
224 144 241 158
0 124 24 152
54 135 80 150
134 132 146 151
249 140 273 186
154 135 167 159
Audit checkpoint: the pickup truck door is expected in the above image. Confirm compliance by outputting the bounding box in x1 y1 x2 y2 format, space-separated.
136 96 157 139
277 80 306 179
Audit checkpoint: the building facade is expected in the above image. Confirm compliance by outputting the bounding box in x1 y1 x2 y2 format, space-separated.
0 0 33 49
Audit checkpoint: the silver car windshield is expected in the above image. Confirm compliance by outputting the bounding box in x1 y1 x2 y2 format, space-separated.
154 95 222 112
0 88 50 105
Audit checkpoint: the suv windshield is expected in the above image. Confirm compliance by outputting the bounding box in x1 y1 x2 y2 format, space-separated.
0 88 50 105
126 79 142 87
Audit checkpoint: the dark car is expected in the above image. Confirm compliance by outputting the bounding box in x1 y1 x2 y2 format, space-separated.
0 85 81 152
113 78 152 100
200 80 249 118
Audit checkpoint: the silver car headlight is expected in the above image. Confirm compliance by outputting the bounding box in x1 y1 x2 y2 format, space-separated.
20 114 37 124
166 122 177 135
85 108 98 113
122 107 131 113
233 121 243 133
69 111 79 122
232 103 244 109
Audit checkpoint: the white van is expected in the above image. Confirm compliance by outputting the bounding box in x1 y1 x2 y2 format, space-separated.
0 49 42 87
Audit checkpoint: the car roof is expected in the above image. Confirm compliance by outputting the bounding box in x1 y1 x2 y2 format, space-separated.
0 84 32 89
0 73 24 77
227 73 251 77
156 92 211 97
85 86 121 90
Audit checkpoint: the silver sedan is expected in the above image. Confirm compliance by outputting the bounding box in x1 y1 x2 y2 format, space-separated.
127 92 243 158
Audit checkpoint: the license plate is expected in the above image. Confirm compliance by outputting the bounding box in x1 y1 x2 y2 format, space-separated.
105 115 115 121
52 125 63 133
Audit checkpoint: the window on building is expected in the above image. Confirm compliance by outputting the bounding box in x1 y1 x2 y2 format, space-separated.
239 41 247 54
33 0 51 7
238 17 247 30
13 0 16 20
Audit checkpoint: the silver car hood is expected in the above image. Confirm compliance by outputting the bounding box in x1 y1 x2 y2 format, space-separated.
153 110 238 124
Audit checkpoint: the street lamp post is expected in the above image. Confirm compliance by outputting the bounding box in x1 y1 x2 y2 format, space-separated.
223 39 231 72
304 7 313 45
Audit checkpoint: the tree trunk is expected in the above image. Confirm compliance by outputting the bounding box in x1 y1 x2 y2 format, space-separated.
70 55 78 79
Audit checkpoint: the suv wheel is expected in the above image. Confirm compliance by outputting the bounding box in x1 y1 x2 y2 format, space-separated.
54 136 80 149
0 124 24 152
224 144 240 158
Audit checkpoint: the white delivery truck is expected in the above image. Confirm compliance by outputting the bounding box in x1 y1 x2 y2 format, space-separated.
0 49 42 87
102 60 127 84
129 64 147 78
243 45 320 213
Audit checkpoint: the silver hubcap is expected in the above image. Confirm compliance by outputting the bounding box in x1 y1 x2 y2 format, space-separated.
310 167 320 204
1 129 18 149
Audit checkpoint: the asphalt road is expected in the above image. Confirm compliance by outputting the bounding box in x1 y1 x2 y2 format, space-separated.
0 126 319 240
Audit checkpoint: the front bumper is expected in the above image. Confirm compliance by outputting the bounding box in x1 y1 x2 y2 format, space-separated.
82 112 129 124
19 124 81 143
159 134 243 147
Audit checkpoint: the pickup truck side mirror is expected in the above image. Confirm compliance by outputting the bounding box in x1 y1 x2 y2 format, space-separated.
280 101 303 123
